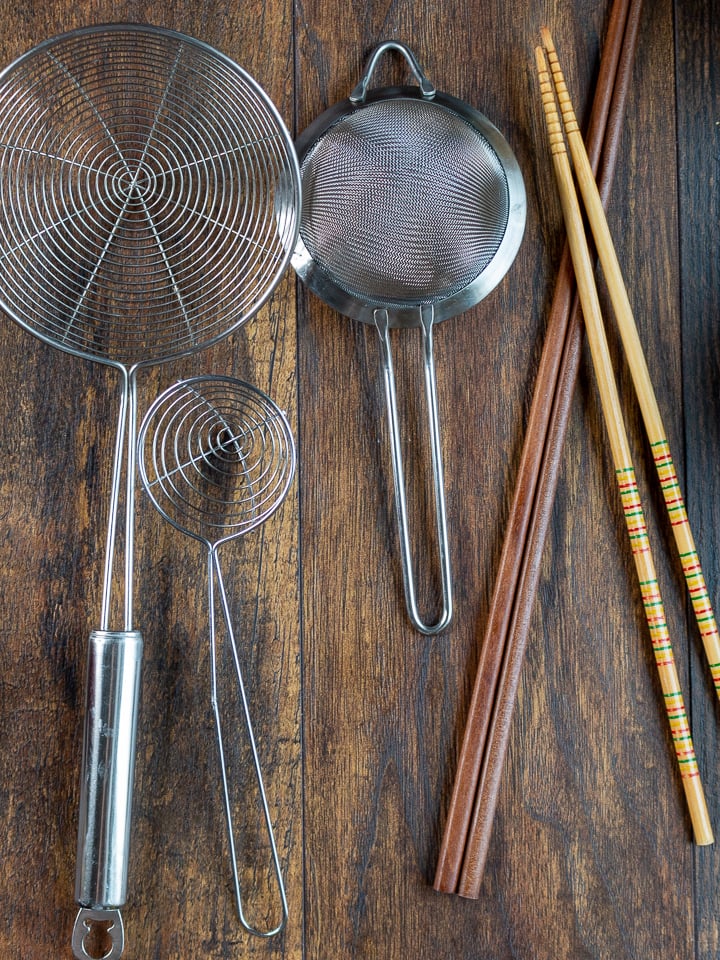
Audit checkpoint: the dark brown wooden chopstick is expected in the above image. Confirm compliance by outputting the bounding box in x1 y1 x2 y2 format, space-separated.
433 0 643 896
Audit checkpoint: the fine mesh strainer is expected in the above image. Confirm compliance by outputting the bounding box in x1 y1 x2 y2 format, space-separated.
138 375 296 938
0 24 299 959
293 41 526 634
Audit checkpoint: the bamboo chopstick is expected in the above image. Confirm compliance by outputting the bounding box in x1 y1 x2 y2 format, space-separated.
434 0 640 896
533 42 713 846
541 26 720 700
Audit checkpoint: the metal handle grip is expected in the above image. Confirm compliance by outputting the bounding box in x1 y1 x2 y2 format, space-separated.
75 629 143 910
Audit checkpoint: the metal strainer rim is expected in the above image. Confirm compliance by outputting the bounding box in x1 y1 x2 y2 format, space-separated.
0 23 301 369
291 84 526 329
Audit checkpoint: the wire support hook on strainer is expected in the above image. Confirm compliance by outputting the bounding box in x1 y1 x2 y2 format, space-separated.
293 40 526 634
138 375 296 938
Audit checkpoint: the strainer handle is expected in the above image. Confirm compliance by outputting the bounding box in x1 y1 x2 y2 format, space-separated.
73 629 143 960
375 307 453 635
209 547 288 937
350 41 436 104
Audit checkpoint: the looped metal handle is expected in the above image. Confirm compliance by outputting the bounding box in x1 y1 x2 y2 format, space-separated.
375 307 453 635
350 41 436 104
209 548 288 938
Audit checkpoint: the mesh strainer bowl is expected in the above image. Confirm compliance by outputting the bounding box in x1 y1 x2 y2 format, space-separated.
0 23 300 367
293 41 525 633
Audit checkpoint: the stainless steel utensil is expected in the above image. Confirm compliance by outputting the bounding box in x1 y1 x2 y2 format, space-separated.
293 41 526 634
138 375 296 938
0 24 299 959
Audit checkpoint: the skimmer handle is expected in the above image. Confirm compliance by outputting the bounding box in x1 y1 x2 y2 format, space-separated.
73 630 142 959
375 307 453 635
209 548 288 937
350 40 436 104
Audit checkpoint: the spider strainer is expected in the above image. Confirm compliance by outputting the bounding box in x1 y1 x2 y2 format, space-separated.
293 41 525 634
138 375 296 938
0 24 299 959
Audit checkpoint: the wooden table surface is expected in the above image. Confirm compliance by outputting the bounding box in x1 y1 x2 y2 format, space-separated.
0 1 718 958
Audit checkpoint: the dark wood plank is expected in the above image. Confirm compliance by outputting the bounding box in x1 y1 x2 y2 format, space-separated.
675 1 720 957
0 5 302 959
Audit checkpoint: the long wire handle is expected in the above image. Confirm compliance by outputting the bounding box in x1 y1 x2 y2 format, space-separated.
374 306 453 635
208 548 288 937
100 366 140 632
100 369 128 631
542 27 720 700
535 45 713 846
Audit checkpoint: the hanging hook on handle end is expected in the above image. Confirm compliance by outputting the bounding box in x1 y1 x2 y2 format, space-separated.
72 908 124 960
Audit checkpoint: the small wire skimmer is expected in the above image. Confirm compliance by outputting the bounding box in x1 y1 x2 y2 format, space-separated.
293 41 526 634
138 375 296 938
0 24 299 959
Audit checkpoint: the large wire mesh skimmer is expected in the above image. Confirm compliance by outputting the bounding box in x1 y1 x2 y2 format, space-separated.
293 41 525 634
138 375 296 938
0 24 299 960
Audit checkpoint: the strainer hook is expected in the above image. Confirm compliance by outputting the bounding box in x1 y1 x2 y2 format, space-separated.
350 40 435 104
375 306 453 635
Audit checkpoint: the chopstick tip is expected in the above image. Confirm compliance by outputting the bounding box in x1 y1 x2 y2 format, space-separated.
540 25 556 52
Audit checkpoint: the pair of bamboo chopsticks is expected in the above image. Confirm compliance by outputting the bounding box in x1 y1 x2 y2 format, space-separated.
434 0 646 899
535 28 716 845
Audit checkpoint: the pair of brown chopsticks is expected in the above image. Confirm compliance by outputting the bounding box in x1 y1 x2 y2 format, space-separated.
435 0 717 900
534 28 715 841
434 0 645 898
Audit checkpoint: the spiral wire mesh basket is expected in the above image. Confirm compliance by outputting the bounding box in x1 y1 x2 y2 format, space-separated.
139 375 296 937
0 23 300 367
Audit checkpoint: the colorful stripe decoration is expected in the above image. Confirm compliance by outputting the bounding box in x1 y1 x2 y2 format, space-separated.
617 464 701 780
617 467 701 774
651 439 720 697
536 39 713 845
664 691 701 781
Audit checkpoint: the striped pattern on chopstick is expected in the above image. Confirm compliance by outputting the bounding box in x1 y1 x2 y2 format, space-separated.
652 439 720 692
618 465 700 780
664 691 700 780
536 42 712 845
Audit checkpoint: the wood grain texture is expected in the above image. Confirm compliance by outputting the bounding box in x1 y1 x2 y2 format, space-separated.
0 0 717 958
